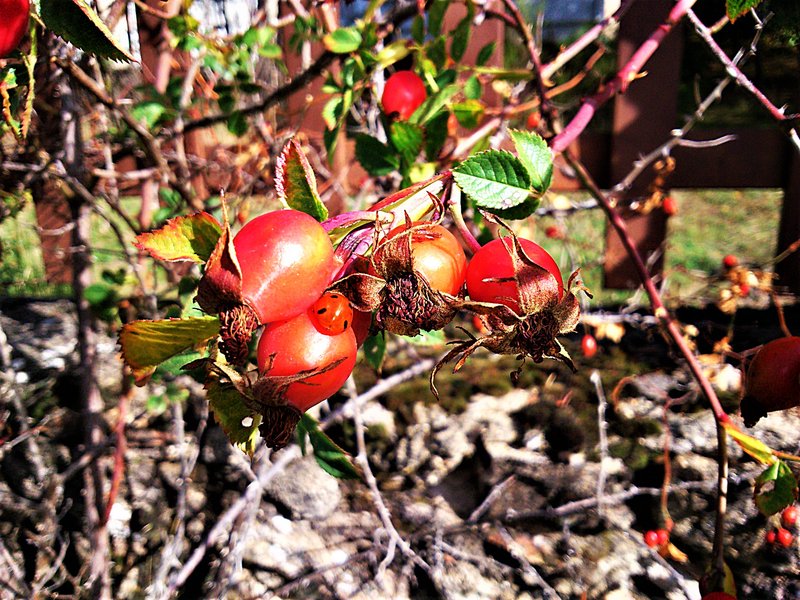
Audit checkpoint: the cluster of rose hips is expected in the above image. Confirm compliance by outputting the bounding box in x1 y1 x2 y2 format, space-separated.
197 202 580 448
765 505 797 549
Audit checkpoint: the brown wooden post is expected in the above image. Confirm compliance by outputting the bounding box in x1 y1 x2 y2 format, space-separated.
603 0 684 289
776 147 800 293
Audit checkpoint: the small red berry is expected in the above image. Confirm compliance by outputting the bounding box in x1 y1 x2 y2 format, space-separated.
655 529 669 546
781 505 798 528
722 254 739 269
526 111 541 129
545 225 563 240
644 530 660 547
738 283 750 297
381 71 427 121
776 527 794 548
766 529 777 545
662 196 677 216
581 334 597 359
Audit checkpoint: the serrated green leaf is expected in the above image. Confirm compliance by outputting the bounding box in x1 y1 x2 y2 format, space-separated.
119 316 220 384
374 40 410 69
40 0 133 62
476 42 496 67
135 212 222 263
362 332 386 371
322 96 342 129
390 121 423 164
453 150 533 216
355 134 399 176
323 27 362 54
299 414 360 479
755 460 798 516
207 379 261 454
509 129 553 194
726 0 764 21
275 139 328 221
131 101 167 129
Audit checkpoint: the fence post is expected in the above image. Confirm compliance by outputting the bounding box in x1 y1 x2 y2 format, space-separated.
602 0 684 289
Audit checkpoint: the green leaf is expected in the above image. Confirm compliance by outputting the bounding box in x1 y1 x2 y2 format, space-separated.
424 111 450 160
207 378 261 454
119 316 220 384
355 134 399 176
227 111 248 137
476 42 496 67
131 101 167 129
84 283 115 307
452 100 484 129
726 0 765 21
362 332 386 372
323 27 362 54
509 129 553 194
409 84 459 125
390 121 424 164
374 40 411 69
298 414 360 479
453 150 534 217
755 460 798 516
464 75 481 100
450 16 471 62
135 212 222 263
428 0 448 35
275 139 328 221
322 96 343 129
40 0 134 62
411 15 425 44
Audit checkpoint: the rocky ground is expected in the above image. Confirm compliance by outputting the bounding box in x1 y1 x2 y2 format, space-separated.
0 298 798 599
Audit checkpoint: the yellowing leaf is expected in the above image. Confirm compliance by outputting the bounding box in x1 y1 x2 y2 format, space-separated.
119 317 220 385
723 422 775 464
135 212 222 263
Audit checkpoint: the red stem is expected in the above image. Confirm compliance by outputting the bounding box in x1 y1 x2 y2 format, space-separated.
551 0 698 154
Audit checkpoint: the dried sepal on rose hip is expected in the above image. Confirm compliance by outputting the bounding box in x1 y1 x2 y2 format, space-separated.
332 214 466 338
196 209 335 365
431 222 586 397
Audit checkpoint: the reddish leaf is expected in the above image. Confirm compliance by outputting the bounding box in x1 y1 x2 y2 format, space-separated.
275 139 328 221
135 212 222 263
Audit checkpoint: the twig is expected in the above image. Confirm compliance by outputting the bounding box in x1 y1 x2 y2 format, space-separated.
496 526 562 599
166 447 297 595
551 0 698 153
686 8 799 152
467 475 516 524
590 371 609 515
347 377 431 582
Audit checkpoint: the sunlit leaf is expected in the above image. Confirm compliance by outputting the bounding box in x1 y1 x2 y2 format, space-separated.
40 0 134 62
135 212 222 263
119 317 220 384
275 139 328 221
297 414 360 479
726 0 765 21
723 421 774 464
509 129 553 194
453 150 535 219
755 460 798 516
323 27 362 53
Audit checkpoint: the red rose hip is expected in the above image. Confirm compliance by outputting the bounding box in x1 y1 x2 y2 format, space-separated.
0 0 29 58
381 70 427 120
